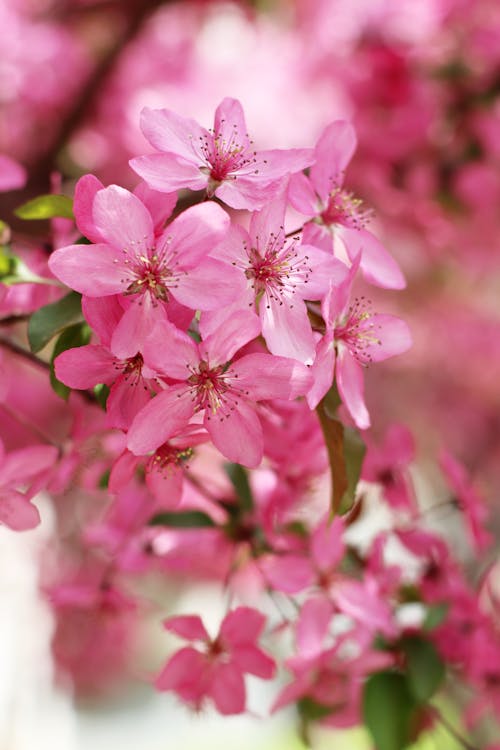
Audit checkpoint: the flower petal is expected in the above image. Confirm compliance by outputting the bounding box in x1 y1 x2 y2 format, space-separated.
214 98 250 150
337 226 406 290
163 615 209 642
173 258 244 311
210 662 246 715
54 345 115 389
130 153 207 193
143 319 199 378
73 174 105 243
92 185 154 253
310 121 357 202
336 346 370 429
231 353 312 400
49 244 126 296
205 398 263 468
140 106 207 162
127 386 194 455
0 490 40 531
261 295 315 364
164 202 230 267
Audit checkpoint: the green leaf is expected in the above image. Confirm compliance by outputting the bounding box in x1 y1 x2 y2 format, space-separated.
402 636 445 703
14 194 74 220
339 427 366 514
297 697 332 722
49 323 91 400
94 383 110 410
148 510 216 528
28 292 83 353
423 603 448 631
224 462 253 512
363 671 415 750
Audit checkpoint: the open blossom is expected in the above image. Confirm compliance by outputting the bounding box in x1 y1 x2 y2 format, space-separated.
307 255 412 429
127 312 312 468
202 197 348 364
49 185 242 357
156 607 275 714
130 97 314 210
288 121 405 289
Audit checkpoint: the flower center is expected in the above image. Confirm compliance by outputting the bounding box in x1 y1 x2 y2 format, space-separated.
245 235 312 307
335 298 381 363
148 443 193 475
188 360 229 414
321 188 372 230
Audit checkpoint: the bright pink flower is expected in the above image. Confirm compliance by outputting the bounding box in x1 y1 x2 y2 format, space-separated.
362 424 416 511
49 185 241 357
0 155 27 191
202 197 348 364
288 121 405 289
0 439 58 530
130 97 314 210
127 312 312 468
156 607 275 714
307 256 412 428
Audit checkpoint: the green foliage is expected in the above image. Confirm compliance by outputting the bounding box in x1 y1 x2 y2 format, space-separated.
49 322 91 399
28 291 83 353
423 603 448 631
14 194 74 220
363 671 416 750
148 510 216 528
339 426 366 514
402 636 445 703
93 383 110 410
224 462 254 512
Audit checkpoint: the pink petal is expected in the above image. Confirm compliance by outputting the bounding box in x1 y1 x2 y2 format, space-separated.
155 646 206 695
303 221 333 254
0 490 40 531
164 202 230 267
164 615 209 641
311 516 345 572
205 398 263 468
220 607 266 646
48 243 126 296
54 345 115 389
249 197 286 249
214 98 250 150
272 673 311 712
296 596 334 657
230 645 275 679
139 106 207 162
298 245 349 300
133 181 177 233
92 185 154 252
363 314 412 363
105 376 151 430
310 121 357 202
173 258 244 311
215 176 282 210
337 226 406 290
73 174 105 243
143 319 199 378
306 333 336 410
82 296 124 347
110 296 166 360
254 148 315 180
130 153 207 193
336 346 370 430
201 311 261 366
288 172 320 216
209 662 246 715
146 463 184 507
231 353 312 400
0 155 27 191
261 296 316 364
261 554 314 594
109 451 139 494
0 445 58 486
127 386 194 455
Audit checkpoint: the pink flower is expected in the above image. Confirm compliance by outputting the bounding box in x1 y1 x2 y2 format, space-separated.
127 312 312 468
49 185 241 357
0 155 27 191
307 256 412 428
288 121 405 289
156 607 275 714
362 424 416 511
130 97 314 210
202 197 348 364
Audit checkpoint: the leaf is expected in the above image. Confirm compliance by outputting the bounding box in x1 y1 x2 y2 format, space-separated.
363 671 415 750
402 636 445 703
50 323 92 400
316 402 348 516
339 426 366 514
14 194 74 220
148 510 216 528
28 292 83 353
423 603 448 631
224 462 253 512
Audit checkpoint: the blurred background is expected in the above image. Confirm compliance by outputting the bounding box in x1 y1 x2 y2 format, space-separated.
0 0 499 747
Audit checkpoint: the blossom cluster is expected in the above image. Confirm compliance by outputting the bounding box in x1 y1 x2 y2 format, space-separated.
0 95 498 750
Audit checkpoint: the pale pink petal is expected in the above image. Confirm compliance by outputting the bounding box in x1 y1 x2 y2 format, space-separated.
205 398 263 468
215 177 285 211
298 245 349 300
321 256 360 326
54 345 115 389
110 296 166 360
361 314 412 363
336 345 370 430
106 376 151 430
173 258 244 311
146 463 184 507
220 607 266 646
164 615 209 641
230 646 275 679
127 386 194 455
0 445 58 486
261 554 314 594
82 295 124 347
163 202 230 267
201 311 260 365
209 223 251 266
302 221 333 254
109 451 139 493
231 353 312 400
198 289 255 340
310 121 357 202
130 153 207 193
140 106 207 162
332 579 397 638
0 155 26 191
337 226 406 290
261 295 315 364
214 98 250 150
311 516 345 572
0 490 40 531
288 172 320 216
209 662 246 715
48 244 126 296
296 596 334 657
155 647 206 696
249 197 286 249
133 181 176 233
272 673 311 712
306 333 336 410
73 174 104 243
92 185 154 252
142 319 199 378
254 148 315 180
